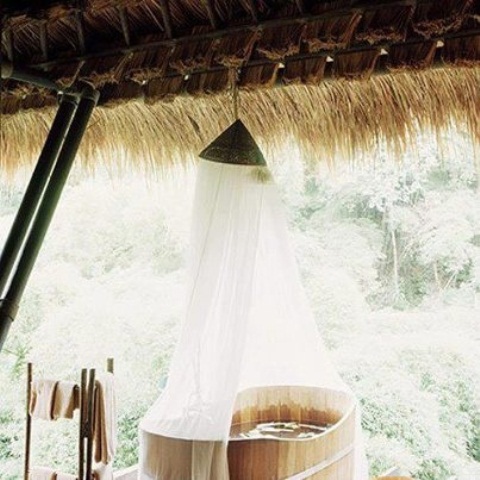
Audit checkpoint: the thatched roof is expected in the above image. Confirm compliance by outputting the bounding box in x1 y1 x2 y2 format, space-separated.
1 0 479 170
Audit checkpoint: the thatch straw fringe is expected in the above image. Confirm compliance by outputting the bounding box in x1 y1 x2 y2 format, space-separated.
305 13 361 52
412 16 465 39
333 49 381 79
215 31 259 68
1 66 479 174
355 5 414 45
284 58 327 84
387 41 437 69
256 24 305 61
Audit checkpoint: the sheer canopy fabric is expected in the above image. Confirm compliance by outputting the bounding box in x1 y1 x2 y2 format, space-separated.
140 160 368 479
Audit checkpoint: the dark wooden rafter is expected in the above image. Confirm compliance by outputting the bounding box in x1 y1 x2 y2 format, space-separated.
294 0 306 15
201 0 218 29
24 29 478 93
118 6 131 46
23 0 479 76
28 2 421 70
158 0 173 38
74 10 86 54
39 20 48 60
156 31 477 79
28 7 362 71
72 60 86 83
243 0 259 23
4 27 14 62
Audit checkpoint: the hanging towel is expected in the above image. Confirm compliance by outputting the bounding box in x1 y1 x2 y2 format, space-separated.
29 380 58 420
93 373 117 464
56 473 77 480
52 382 79 419
29 466 56 480
93 463 113 480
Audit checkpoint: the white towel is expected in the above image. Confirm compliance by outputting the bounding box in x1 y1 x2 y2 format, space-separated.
29 466 56 480
93 463 113 480
52 381 79 420
93 373 117 464
29 380 58 420
56 473 77 480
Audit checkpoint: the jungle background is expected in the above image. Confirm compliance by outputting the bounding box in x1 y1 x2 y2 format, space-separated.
1 130 479 479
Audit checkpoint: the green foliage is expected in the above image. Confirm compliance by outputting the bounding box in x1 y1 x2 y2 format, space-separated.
401 349 480 464
0 135 479 478
0 408 19 461
115 404 148 470
468 415 480 461
0 356 26 480
0 183 24 216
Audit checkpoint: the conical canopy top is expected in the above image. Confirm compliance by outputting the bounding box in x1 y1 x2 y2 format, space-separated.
199 119 266 166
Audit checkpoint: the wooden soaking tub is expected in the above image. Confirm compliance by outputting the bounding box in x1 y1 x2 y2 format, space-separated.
228 386 357 480
140 386 356 480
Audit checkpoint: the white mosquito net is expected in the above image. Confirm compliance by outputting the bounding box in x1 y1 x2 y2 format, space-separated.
139 121 369 480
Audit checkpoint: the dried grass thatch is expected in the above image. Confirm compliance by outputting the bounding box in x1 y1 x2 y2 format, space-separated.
3 0 479 114
1 66 479 174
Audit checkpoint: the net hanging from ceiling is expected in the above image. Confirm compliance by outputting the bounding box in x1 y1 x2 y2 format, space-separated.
139 120 369 480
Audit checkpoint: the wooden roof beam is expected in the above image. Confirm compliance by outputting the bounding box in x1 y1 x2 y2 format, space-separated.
28 28 480 86
118 7 131 46
39 20 48 60
29 3 479 71
156 33 472 80
158 0 173 39
295 0 306 14
4 28 14 62
243 0 259 23
201 0 218 29
30 7 364 70
74 10 86 54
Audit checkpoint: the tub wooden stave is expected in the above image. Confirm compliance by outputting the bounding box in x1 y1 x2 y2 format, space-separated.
140 430 228 480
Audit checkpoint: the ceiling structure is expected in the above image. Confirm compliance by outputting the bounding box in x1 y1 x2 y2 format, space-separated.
1 0 478 113
0 1 479 170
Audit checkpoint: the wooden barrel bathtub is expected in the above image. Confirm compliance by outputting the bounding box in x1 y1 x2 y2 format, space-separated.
140 386 356 479
228 386 357 480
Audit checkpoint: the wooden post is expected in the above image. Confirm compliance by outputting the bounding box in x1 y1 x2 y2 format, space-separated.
79 368 87 480
107 357 114 374
85 369 96 480
391 227 399 299
24 362 33 480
